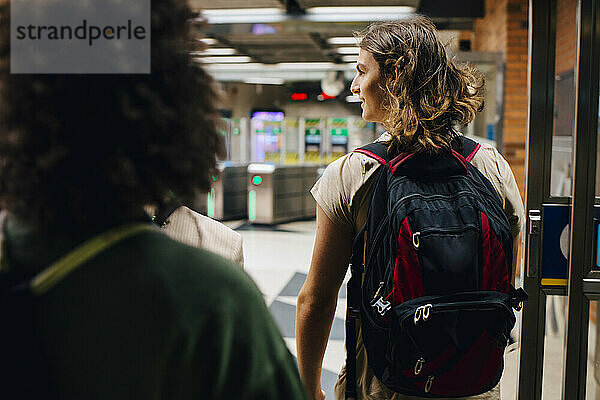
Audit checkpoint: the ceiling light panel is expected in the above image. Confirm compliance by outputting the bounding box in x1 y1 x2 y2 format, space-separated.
189 0 283 10
197 56 252 63
307 6 414 13
336 47 359 55
197 38 217 46
305 6 415 22
201 7 286 24
327 37 358 45
305 13 407 22
193 48 237 56
202 7 283 16
296 0 419 8
342 55 359 62
202 63 265 70
243 77 285 85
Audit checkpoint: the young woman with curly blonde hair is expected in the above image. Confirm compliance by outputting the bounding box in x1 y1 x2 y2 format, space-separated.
296 15 524 400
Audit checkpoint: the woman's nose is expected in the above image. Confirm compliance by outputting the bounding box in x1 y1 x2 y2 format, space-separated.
350 78 359 95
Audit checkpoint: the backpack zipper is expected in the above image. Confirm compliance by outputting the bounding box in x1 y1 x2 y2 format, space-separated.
417 224 478 236
411 225 478 251
408 299 512 326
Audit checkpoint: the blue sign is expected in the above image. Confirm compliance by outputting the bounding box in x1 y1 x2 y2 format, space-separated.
541 204 570 286
541 204 600 286
596 221 600 268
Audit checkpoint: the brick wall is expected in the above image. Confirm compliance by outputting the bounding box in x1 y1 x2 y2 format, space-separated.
503 0 528 198
474 0 507 53
473 0 528 198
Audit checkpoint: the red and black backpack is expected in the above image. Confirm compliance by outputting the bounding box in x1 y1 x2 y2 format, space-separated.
345 136 527 398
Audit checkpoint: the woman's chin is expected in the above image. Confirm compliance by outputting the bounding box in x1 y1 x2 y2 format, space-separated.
361 112 376 123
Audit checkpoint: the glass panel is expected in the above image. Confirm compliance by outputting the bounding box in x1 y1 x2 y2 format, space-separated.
550 0 577 197
586 301 600 398
541 295 566 399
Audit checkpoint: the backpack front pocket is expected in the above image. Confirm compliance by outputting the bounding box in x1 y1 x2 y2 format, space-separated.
385 291 515 397
413 225 481 294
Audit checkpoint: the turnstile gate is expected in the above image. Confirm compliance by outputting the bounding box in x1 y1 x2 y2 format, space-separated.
247 163 319 224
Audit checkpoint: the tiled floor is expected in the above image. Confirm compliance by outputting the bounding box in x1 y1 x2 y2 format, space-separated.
228 218 600 400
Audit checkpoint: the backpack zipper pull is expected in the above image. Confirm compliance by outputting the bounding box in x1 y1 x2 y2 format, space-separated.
414 304 433 324
414 306 423 324
423 304 432 321
414 357 425 375
412 232 420 249
373 281 385 299
425 375 435 393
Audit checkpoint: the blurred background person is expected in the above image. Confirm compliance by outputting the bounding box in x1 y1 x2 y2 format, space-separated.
150 198 244 266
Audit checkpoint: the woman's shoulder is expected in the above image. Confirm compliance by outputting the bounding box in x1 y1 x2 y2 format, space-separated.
318 144 382 192
469 141 513 178
311 141 384 230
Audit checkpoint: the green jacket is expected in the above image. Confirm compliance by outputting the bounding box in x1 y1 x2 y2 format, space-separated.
2 216 306 400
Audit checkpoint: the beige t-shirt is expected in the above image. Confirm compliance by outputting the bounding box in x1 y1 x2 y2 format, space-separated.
310 135 524 400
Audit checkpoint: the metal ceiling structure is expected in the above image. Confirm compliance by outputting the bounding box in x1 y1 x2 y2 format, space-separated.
187 0 486 83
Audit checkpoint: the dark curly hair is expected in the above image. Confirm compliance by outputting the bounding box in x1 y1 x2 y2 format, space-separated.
0 0 223 231
357 16 484 154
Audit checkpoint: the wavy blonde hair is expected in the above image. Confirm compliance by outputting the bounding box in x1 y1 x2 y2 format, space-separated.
357 16 484 154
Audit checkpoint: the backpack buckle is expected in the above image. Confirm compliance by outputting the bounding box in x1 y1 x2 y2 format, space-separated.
510 287 528 311
371 297 391 316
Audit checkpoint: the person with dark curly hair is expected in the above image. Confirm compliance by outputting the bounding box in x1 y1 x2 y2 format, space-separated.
296 16 524 400
0 1 306 399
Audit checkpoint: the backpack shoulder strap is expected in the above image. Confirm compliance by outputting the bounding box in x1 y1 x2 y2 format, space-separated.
355 137 480 165
353 142 390 165
460 136 481 162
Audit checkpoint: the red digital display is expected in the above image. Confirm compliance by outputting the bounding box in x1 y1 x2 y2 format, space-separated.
292 92 308 101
